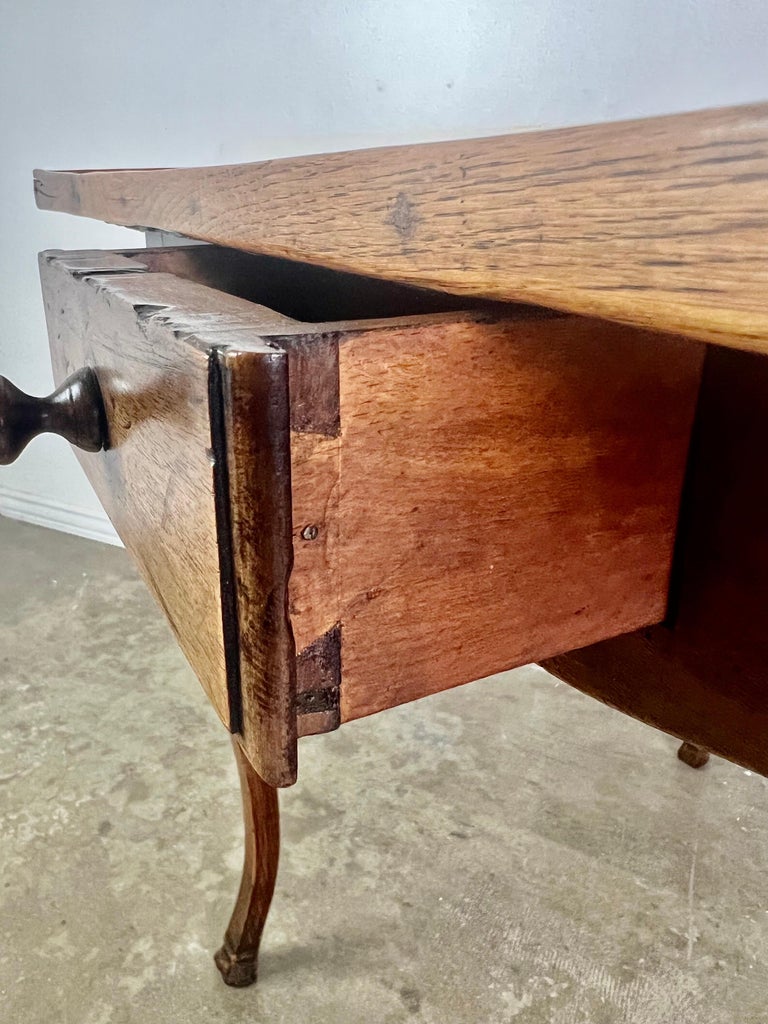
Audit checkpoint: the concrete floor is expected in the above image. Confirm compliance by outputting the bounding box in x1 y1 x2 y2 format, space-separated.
0 517 767 1023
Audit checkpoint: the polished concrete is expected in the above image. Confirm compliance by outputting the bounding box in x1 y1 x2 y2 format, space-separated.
0 516 766 1023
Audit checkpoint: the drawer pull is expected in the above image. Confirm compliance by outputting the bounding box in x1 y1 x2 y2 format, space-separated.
0 368 107 465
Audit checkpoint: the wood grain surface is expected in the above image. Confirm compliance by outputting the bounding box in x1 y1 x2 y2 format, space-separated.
542 344 768 777
39 249 299 785
220 346 297 785
34 103 768 352
279 313 704 723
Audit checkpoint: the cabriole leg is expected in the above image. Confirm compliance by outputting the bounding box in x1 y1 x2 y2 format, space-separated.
214 737 280 987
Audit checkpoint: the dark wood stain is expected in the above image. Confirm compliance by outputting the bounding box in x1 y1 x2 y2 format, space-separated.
0 368 107 465
221 347 298 785
386 192 420 242
208 351 244 734
277 333 340 437
214 737 280 987
295 624 341 735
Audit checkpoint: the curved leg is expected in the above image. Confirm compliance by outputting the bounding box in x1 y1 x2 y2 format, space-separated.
214 737 280 987
677 741 710 769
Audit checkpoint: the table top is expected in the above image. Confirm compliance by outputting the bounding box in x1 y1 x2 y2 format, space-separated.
34 103 768 354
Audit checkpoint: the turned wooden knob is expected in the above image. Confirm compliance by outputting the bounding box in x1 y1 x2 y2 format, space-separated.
0 368 107 465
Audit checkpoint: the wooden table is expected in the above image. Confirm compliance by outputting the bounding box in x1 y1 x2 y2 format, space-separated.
1 102 767 986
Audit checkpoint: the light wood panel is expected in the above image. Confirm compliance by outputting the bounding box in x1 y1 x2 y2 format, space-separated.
34 103 768 352
288 431 340 653
329 316 704 721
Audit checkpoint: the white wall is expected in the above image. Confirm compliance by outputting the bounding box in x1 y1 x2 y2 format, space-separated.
1 0 766 544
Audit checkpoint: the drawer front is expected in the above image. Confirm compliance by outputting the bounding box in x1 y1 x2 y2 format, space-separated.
39 249 298 786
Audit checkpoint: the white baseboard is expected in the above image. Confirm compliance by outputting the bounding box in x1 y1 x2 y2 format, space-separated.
0 487 122 546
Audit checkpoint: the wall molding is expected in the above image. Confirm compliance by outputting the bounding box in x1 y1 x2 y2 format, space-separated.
0 486 121 546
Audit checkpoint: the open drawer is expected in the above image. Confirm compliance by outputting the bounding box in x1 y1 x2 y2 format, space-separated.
38 245 705 786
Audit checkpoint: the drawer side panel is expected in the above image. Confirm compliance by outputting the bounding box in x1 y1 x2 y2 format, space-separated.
333 316 704 721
